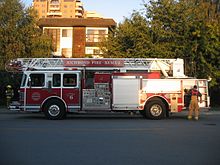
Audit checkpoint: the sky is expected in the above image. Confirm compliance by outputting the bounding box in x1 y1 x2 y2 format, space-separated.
22 0 147 23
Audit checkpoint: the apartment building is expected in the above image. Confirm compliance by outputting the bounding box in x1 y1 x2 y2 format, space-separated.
38 18 116 58
34 0 116 58
33 0 84 18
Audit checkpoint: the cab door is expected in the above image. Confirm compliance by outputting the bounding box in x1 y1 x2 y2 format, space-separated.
25 73 48 111
62 72 81 112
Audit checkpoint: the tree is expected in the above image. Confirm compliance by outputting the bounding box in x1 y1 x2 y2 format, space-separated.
146 0 192 58
181 0 220 85
20 7 52 58
0 0 52 105
102 12 153 58
0 0 52 70
0 0 25 69
103 0 220 87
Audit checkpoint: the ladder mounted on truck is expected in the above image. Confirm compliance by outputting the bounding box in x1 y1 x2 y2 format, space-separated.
5 58 186 78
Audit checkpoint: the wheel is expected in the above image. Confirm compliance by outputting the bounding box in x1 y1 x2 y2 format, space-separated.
145 100 166 120
43 100 66 120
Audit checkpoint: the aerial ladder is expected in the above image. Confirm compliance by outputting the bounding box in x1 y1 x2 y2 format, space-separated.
6 58 186 78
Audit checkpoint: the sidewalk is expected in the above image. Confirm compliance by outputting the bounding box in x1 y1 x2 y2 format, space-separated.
0 106 10 113
210 107 220 111
0 106 7 110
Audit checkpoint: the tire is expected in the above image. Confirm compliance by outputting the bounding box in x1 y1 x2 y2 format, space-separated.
145 100 166 120
43 100 66 120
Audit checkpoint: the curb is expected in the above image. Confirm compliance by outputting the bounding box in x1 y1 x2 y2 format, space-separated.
0 107 10 113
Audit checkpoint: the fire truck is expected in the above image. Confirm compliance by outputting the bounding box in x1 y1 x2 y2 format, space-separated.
7 58 210 120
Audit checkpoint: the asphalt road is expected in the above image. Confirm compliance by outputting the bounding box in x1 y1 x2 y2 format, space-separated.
1 108 220 165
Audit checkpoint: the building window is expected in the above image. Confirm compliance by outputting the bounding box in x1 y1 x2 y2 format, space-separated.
50 0 59 3
86 28 108 42
44 28 60 52
94 49 101 55
62 48 72 58
62 29 72 37
86 47 103 56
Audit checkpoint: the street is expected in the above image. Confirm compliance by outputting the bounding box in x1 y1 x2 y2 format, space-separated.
1 108 220 165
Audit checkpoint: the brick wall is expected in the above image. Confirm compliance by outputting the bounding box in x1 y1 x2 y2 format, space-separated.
73 27 86 57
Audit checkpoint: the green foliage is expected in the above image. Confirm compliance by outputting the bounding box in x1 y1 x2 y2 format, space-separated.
20 7 52 58
102 0 220 87
102 12 153 58
0 0 24 69
0 0 52 70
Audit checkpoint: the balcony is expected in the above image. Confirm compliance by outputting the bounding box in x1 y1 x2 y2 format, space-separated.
75 12 83 17
76 2 83 7
49 0 60 4
49 5 60 10
47 11 62 16
86 34 108 43
75 7 83 11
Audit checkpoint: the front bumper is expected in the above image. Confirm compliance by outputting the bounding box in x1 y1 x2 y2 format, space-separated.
9 101 22 111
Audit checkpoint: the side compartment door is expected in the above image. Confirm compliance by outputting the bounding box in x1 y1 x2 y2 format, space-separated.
112 76 141 110
182 79 210 108
198 80 210 108
62 72 81 112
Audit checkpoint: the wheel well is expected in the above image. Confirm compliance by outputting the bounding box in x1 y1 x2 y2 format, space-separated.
41 97 66 112
145 96 169 111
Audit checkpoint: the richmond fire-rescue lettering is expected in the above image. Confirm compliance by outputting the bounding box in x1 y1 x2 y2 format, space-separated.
6 58 210 120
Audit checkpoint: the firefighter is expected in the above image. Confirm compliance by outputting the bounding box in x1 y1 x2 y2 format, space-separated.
187 85 202 120
5 85 14 107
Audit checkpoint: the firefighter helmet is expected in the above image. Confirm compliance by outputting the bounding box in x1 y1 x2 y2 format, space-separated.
7 85 12 88
193 85 197 89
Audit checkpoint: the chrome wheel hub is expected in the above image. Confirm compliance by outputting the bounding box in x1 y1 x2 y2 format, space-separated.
48 105 60 117
150 104 162 116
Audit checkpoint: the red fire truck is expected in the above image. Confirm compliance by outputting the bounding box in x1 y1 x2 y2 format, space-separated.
7 58 210 120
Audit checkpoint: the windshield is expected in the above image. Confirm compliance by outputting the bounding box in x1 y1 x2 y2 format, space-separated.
21 74 27 87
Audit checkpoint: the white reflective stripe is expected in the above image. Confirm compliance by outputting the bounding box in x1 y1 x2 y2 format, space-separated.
25 106 41 111
169 103 183 106
68 106 80 109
